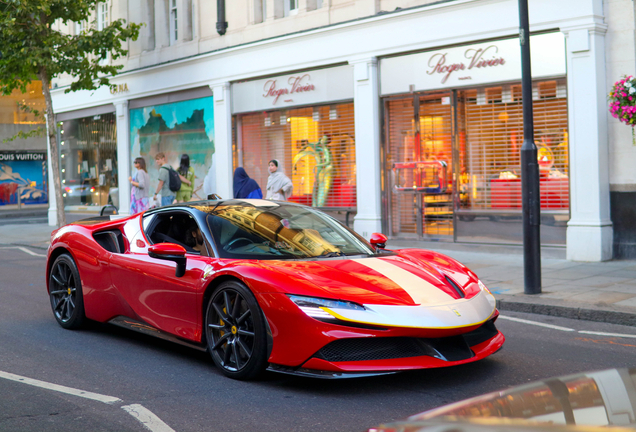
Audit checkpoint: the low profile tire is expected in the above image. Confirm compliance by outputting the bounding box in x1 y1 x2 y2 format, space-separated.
205 280 268 380
48 254 86 330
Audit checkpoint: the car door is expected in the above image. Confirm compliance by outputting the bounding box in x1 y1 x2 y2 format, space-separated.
108 210 210 342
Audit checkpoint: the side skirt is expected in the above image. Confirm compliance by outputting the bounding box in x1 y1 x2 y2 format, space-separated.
108 316 207 352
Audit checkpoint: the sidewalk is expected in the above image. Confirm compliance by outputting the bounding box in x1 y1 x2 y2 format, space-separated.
1 220 635 327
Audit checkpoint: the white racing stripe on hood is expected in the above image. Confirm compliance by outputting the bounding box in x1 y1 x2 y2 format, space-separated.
351 258 454 305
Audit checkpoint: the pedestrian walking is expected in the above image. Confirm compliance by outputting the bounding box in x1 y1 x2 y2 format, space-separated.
265 159 293 201
175 154 196 203
128 157 150 214
153 152 176 206
233 167 263 199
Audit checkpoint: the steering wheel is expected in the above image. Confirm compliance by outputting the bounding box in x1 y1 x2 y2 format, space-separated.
225 237 254 250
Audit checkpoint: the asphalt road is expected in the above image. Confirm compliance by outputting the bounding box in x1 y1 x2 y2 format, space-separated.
1 246 635 432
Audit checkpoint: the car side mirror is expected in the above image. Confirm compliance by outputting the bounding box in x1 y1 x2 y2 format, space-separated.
370 233 388 250
148 243 187 277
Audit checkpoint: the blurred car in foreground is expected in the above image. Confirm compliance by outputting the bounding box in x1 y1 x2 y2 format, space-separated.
369 368 636 431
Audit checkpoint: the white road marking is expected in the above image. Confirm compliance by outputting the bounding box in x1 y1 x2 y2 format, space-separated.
500 315 636 339
0 370 176 431
0 370 122 404
578 330 636 339
122 404 177 432
498 315 575 331
0 246 46 257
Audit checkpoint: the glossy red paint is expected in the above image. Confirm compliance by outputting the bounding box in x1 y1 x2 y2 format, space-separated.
46 205 504 378
370 233 388 248
148 243 186 256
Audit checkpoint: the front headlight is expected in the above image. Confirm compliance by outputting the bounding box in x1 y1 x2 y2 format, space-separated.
287 295 365 319
478 280 492 294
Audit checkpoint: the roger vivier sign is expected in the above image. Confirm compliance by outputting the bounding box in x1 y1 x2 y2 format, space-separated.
380 32 566 96
427 45 506 84
232 65 354 114
263 74 316 105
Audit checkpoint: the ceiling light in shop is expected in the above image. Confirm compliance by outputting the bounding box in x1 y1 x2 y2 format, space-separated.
312 110 320 122
329 107 338 120
264 117 271 127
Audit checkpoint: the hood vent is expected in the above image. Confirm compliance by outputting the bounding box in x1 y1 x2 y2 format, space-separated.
444 275 466 298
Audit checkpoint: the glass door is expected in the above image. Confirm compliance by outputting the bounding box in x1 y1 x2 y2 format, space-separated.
385 92 453 240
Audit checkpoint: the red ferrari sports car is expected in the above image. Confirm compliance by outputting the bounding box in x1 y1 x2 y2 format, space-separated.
46 199 504 380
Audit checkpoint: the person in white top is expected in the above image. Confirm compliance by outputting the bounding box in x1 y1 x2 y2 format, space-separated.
265 159 293 201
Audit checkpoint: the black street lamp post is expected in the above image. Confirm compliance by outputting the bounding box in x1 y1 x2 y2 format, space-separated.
519 0 542 294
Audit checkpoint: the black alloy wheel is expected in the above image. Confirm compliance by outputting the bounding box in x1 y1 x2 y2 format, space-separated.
48 254 86 329
205 281 267 380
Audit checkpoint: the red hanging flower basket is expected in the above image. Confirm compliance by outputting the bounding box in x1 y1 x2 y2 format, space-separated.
609 75 636 144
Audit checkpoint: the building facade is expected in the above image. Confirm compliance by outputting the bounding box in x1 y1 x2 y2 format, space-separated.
49 0 636 261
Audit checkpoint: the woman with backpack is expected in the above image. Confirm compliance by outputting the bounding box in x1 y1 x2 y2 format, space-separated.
176 154 196 203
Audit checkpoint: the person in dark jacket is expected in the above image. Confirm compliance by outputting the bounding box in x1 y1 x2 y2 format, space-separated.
233 167 263 199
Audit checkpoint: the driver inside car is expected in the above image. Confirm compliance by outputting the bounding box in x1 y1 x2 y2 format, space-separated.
187 228 205 253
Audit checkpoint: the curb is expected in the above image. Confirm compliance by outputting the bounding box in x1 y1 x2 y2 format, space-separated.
496 299 636 328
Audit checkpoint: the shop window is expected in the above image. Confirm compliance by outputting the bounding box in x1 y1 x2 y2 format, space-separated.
129 96 215 204
236 103 356 209
458 80 569 212
59 113 118 208
0 81 46 125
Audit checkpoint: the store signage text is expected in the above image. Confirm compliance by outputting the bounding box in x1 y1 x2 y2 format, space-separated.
0 152 46 161
263 74 316 104
427 45 506 84
110 83 129 95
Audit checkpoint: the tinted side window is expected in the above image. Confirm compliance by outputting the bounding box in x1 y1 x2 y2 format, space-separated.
145 212 206 255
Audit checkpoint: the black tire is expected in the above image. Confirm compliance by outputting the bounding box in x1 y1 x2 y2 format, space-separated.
48 254 86 330
204 280 268 380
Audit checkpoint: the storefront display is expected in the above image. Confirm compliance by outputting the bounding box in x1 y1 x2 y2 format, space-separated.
233 66 356 210
236 103 356 208
381 33 569 245
0 151 47 205
58 113 117 208
129 95 215 203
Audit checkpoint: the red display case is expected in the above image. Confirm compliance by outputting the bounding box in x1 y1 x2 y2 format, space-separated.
489 177 569 209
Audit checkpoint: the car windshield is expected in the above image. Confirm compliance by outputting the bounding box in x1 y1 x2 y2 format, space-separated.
192 200 376 259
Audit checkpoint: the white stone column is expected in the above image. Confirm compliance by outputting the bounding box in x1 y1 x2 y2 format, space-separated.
115 101 131 216
211 82 233 200
351 58 382 238
564 23 613 261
